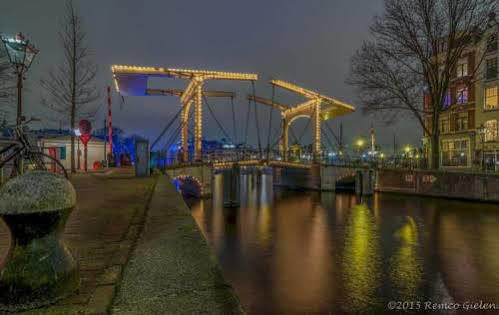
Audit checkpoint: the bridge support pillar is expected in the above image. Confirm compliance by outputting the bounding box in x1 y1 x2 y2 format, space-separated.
312 101 321 163
279 118 289 161
355 169 376 196
194 81 203 162
181 100 193 162
320 164 336 191
223 164 240 207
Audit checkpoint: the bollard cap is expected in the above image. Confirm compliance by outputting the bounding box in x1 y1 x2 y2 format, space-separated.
0 171 76 214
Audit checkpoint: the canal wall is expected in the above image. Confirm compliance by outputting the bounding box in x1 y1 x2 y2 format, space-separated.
376 169 499 202
112 175 244 314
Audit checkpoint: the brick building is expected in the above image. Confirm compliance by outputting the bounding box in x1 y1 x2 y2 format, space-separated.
475 17 499 170
423 13 498 170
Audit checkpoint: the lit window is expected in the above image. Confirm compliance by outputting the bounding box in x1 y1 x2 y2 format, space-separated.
485 86 498 110
455 114 468 131
440 118 449 133
456 58 468 77
485 120 498 142
443 92 451 108
441 139 468 167
456 85 468 104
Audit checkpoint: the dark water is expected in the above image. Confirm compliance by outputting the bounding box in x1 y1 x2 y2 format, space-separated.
184 174 499 314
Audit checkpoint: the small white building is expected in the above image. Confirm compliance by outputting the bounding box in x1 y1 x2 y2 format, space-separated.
38 136 107 171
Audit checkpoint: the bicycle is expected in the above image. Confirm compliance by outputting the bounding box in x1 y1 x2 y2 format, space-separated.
0 118 68 179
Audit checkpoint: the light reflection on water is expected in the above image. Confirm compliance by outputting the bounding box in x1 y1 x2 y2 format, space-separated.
187 174 499 314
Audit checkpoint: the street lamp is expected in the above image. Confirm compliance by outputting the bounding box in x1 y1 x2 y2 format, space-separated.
355 138 365 155
1 33 39 128
478 123 486 171
403 145 412 168
404 145 412 155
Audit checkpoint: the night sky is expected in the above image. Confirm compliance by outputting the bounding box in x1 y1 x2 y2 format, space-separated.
0 0 421 152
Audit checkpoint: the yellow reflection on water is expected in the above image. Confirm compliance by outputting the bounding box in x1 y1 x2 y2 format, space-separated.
256 176 273 246
390 216 422 300
342 203 379 313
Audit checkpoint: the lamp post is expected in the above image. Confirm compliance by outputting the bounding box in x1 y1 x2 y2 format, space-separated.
74 129 81 170
404 145 412 168
478 123 486 171
1 33 39 129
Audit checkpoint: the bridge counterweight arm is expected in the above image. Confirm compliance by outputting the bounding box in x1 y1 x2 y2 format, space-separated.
271 79 355 112
146 89 235 98
247 95 289 111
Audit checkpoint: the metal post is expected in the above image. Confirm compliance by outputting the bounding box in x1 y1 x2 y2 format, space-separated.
77 137 80 170
103 119 107 167
107 86 113 166
84 144 88 172
16 69 23 129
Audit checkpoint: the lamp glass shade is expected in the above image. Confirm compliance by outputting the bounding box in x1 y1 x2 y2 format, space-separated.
1 37 38 68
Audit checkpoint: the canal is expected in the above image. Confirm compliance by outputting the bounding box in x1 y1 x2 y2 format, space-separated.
184 174 499 314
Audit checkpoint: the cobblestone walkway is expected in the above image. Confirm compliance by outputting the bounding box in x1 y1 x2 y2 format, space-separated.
0 169 156 314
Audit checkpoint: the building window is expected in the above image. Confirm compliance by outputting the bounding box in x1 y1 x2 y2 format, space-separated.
486 58 497 80
456 58 468 77
485 86 498 110
456 85 468 104
60 147 66 160
440 118 449 133
443 91 451 109
441 139 468 167
485 120 498 142
455 114 468 131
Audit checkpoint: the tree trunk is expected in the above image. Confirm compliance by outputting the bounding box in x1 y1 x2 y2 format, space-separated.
70 113 75 173
70 6 77 174
430 132 440 170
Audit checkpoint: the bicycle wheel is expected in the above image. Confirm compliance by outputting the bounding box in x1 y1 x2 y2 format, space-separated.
22 151 69 179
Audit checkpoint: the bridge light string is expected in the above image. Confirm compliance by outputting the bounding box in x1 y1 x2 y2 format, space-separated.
111 65 258 80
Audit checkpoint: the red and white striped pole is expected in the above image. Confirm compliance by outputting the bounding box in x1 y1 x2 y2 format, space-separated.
107 86 113 165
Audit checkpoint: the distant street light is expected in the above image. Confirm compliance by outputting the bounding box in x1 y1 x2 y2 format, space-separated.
355 138 365 157
1 33 39 128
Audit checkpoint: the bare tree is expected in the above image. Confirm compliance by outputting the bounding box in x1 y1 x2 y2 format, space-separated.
348 0 496 169
41 0 99 173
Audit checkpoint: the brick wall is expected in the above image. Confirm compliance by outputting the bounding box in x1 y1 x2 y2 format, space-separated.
377 169 499 202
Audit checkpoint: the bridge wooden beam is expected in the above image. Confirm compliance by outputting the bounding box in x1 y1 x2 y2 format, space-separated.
247 95 289 111
147 89 235 98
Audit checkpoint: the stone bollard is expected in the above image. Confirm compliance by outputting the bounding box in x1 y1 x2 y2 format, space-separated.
0 171 79 311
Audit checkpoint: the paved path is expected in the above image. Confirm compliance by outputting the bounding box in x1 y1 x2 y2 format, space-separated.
0 169 156 314
112 175 243 315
